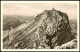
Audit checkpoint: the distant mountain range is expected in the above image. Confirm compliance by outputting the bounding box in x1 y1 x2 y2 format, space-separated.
3 15 35 30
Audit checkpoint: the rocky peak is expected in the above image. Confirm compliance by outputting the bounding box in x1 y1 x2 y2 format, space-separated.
4 8 76 49
35 8 73 49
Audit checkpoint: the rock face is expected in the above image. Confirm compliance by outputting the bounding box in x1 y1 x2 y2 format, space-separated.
54 39 77 49
34 8 73 49
3 8 76 49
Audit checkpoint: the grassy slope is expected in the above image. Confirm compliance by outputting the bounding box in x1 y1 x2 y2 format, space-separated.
3 15 35 30
3 16 22 30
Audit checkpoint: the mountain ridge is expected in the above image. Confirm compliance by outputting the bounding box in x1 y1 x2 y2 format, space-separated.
3 8 77 49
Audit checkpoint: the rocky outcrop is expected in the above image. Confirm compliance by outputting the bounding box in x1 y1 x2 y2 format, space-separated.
3 8 77 49
35 8 74 49
54 39 77 49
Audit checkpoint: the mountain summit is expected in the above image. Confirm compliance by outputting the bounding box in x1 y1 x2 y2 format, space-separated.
3 8 77 49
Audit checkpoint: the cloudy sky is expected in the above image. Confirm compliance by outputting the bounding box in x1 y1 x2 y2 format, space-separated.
2 1 78 19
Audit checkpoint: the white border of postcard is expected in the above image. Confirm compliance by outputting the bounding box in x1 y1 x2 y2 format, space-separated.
1 1 79 51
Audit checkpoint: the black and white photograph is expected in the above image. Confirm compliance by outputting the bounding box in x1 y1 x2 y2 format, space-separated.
1 1 79 51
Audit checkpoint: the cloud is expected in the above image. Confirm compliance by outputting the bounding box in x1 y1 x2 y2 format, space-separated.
2 2 78 19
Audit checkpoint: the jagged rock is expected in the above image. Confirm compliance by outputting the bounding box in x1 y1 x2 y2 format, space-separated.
35 8 73 49
54 39 77 49
3 8 77 49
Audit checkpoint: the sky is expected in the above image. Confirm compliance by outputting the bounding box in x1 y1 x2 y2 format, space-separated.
2 1 78 19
